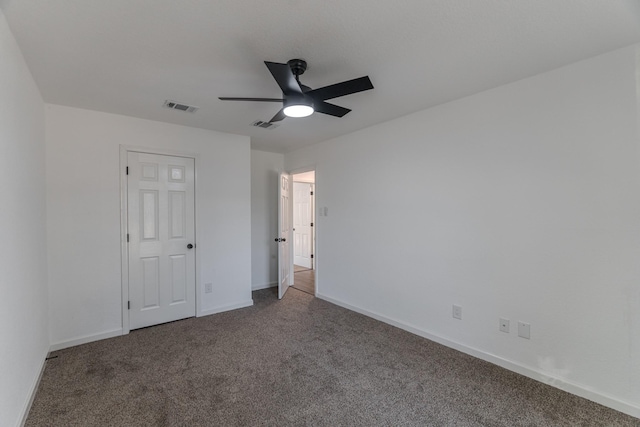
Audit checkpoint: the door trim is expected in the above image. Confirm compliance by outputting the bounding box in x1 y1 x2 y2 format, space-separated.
119 145 199 334
310 183 315 271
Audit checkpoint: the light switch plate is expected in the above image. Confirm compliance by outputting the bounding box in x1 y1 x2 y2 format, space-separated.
518 321 530 339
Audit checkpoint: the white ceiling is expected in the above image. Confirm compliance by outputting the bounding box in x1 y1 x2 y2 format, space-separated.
1 1 639 153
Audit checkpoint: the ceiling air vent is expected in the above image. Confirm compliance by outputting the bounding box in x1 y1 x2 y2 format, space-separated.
252 120 279 130
163 100 198 113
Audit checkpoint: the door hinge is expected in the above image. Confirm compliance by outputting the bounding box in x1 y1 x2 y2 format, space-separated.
126 233 129 242
126 166 129 175
310 191 313 195
310 222 313 227
127 301 130 310
311 254 314 259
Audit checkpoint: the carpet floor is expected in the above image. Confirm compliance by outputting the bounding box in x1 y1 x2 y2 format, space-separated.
27 288 639 426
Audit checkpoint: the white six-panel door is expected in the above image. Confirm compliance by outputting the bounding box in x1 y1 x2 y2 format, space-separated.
293 182 313 269
278 173 292 299
127 152 196 329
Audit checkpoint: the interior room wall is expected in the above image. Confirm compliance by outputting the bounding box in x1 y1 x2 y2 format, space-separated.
285 46 640 416
0 11 49 427
251 150 284 290
45 105 252 350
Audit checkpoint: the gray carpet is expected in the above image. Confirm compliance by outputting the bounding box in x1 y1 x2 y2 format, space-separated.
27 288 639 426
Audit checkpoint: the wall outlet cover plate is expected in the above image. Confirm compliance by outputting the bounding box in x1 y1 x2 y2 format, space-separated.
518 321 530 339
499 318 510 333
452 304 462 320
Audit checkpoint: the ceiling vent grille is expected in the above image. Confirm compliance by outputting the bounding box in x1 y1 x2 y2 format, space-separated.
163 100 198 113
252 120 279 130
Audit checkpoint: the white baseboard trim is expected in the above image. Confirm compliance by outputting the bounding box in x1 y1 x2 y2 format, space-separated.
19 347 48 427
198 299 254 317
252 281 277 291
317 293 640 419
49 328 123 352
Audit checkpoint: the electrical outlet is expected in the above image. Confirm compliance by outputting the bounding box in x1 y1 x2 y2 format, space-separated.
452 304 462 320
205 283 213 294
499 318 510 333
518 321 530 339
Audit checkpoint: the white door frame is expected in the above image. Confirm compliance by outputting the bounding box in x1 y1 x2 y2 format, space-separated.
119 145 200 334
310 183 315 270
288 166 317 296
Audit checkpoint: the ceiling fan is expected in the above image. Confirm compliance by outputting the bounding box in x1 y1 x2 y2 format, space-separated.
219 59 374 123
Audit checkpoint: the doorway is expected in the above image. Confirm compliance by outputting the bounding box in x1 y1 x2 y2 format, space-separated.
291 171 315 295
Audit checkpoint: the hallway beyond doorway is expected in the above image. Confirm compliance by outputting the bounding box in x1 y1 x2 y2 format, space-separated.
292 266 314 295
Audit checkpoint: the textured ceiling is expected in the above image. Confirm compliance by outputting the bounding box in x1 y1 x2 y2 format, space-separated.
1 0 639 153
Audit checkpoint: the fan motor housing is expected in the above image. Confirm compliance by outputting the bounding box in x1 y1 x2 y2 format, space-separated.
287 59 307 77
284 93 313 106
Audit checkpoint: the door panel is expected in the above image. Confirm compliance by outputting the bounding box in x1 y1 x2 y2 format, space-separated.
128 152 196 329
278 173 292 299
142 257 160 308
169 254 187 303
169 191 186 239
141 190 159 240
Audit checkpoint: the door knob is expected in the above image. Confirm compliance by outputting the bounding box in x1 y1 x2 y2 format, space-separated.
281 238 286 242
187 243 194 249
274 238 280 242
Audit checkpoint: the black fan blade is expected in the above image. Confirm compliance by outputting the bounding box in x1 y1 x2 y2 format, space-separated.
219 97 283 102
307 76 373 101
264 61 304 96
269 109 286 123
314 101 351 118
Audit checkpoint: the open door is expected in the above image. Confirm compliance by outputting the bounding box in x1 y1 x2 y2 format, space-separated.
277 172 292 299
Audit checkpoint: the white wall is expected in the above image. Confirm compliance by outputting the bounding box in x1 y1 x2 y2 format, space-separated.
0 11 49 427
251 150 284 289
46 105 252 348
285 46 640 416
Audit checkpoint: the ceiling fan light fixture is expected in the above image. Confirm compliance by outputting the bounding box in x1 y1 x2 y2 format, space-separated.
283 104 314 118
283 96 314 118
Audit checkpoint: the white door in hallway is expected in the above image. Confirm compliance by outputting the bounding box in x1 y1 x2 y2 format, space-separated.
278 172 292 299
127 152 196 329
293 182 313 269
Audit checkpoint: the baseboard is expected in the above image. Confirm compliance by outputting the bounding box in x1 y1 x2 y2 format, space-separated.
198 299 253 317
316 293 640 419
19 347 48 427
252 281 277 291
48 299 255 351
49 328 123 352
